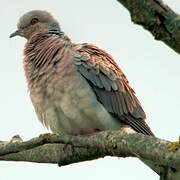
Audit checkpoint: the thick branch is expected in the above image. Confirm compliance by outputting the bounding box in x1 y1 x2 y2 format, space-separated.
0 131 179 170
116 0 180 54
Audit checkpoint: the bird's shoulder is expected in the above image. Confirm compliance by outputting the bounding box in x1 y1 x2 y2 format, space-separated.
72 43 133 93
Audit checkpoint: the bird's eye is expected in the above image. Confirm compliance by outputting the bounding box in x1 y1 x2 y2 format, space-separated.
30 18 39 25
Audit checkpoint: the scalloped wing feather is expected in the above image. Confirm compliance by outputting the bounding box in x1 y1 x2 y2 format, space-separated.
74 43 154 136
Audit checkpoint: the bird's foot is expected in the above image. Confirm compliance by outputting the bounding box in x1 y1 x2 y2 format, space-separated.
78 128 101 136
39 133 53 142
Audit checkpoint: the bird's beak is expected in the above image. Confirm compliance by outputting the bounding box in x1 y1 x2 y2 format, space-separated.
9 29 21 38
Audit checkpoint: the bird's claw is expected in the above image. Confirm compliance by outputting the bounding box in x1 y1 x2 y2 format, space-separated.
39 133 53 142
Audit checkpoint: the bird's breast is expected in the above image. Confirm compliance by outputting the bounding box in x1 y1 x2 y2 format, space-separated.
28 55 120 134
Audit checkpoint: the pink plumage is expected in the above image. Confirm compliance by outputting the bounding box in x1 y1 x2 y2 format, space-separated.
10 10 154 136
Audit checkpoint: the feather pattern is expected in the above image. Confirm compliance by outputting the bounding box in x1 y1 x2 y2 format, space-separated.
24 32 154 136
74 43 154 136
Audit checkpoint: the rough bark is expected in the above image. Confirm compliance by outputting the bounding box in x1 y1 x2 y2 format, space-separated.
116 0 180 54
0 131 179 170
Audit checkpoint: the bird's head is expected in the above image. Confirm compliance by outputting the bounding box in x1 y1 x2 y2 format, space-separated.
10 10 61 39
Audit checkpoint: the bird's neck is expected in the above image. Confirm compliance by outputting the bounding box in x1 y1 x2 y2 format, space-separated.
23 32 71 87
47 22 63 36
24 32 71 65
48 24 63 37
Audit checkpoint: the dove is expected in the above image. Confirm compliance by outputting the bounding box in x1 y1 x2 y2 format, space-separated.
10 10 153 136
11 10 180 180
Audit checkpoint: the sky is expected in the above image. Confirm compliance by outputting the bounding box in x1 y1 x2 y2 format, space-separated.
0 0 179 180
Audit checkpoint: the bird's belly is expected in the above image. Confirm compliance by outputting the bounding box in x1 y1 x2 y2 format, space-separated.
43 73 121 134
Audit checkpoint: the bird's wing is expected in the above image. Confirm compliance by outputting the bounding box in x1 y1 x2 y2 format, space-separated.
74 43 154 136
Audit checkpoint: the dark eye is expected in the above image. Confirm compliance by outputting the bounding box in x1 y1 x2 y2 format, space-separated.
30 18 39 25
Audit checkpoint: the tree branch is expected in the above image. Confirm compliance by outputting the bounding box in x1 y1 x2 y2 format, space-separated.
116 0 180 54
2 2 179 180
0 131 179 170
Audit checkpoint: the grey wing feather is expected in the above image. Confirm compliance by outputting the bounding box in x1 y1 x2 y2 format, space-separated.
74 44 154 136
